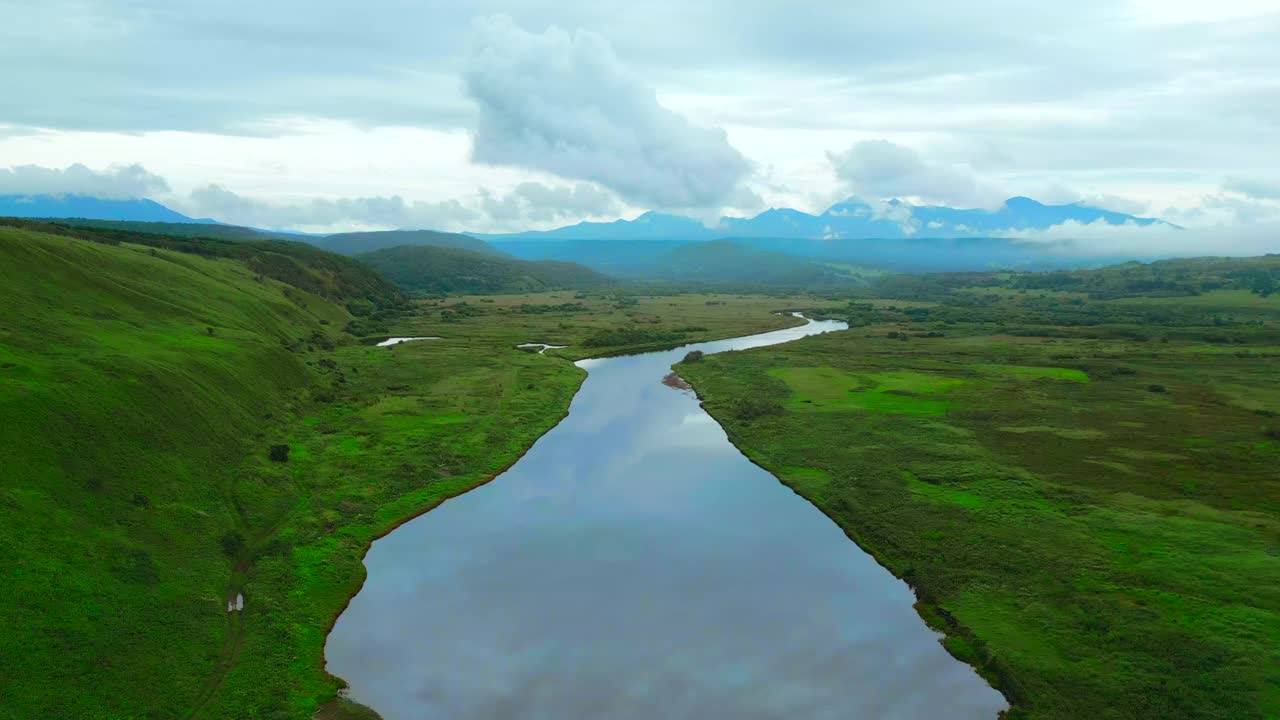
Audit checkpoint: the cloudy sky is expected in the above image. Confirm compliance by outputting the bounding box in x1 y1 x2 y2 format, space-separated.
1 0 1278 237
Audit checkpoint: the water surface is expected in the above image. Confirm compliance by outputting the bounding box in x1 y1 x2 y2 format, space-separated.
376 337 442 347
327 318 1007 719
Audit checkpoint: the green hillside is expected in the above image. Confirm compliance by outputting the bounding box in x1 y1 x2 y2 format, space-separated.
317 229 503 256
0 224 590 719
357 244 614 294
0 223 805 719
44 218 507 259
0 225 355 717
0 218 403 310
50 217 305 242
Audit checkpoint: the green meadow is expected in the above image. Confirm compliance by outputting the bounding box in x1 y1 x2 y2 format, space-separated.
681 286 1280 720
0 224 814 719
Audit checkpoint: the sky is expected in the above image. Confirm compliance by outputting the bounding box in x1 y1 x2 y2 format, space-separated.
1 0 1278 242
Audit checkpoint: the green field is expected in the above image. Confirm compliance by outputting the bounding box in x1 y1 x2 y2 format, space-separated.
680 287 1280 719
0 225 818 719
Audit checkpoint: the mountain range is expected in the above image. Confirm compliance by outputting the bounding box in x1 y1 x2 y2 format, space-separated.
0 194 213 224
477 196 1169 242
1 193 1168 243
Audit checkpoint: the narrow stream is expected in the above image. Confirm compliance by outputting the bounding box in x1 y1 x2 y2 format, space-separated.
326 317 1007 719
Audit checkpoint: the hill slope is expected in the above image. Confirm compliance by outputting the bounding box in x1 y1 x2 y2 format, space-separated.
53 217 307 242
356 244 613 294
0 225 354 718
0 218 403 309
317 229 504 256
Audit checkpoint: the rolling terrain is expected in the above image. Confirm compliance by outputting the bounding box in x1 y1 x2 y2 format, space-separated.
356 244 613 294
315 229 503 256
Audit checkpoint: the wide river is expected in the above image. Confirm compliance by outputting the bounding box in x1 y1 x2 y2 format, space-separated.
326 317 1007 719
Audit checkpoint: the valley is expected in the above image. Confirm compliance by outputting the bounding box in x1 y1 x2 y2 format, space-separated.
0 222 821 718
5 5 1277 717
1 218 1277 719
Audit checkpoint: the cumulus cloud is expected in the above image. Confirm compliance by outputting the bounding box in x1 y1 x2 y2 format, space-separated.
478 181 621 226
0 163 169 198
463 15 752 210
826 140 1004 209
177 180 624 232
179 185 478 232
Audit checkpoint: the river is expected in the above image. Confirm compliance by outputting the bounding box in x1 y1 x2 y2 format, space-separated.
326 316 1007 719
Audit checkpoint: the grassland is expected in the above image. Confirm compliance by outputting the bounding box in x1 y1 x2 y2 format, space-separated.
679 287 1280 719
0 224 819 719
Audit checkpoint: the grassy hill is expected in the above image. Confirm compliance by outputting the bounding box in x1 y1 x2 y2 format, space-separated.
0 224 595 719
0 222 809 718
357 244 614 294
0 218 404 311
0 224 357 717
50 217 305 242
44 218 507 259
317 229 503 256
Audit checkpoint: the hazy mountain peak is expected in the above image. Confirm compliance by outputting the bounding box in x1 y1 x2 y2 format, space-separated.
0 193 206 224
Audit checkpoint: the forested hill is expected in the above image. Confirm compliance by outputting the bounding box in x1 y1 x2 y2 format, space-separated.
863 253 1280 301
356 244 614 294
316 229 503 256
647 240 867 287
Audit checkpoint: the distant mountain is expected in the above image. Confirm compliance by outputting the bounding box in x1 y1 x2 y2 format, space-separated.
496 238 864 286
0 194 207 224
723 236 1137 272
649 240 864 286
473 210 712 242
316 229 504 257
479 196 1170 242
490 239 688 275
496 234 1140 274
355 245 613 295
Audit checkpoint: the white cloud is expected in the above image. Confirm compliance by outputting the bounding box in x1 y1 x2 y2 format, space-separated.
0 163 169 198
174 180 624 233
178 184 477 232
480 182 620 225
826 140 1005 209
1076 193 1152 216
463 15 752 210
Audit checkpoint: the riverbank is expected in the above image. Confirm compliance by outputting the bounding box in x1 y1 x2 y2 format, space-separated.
678 295 1280 719
311 304 822 719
